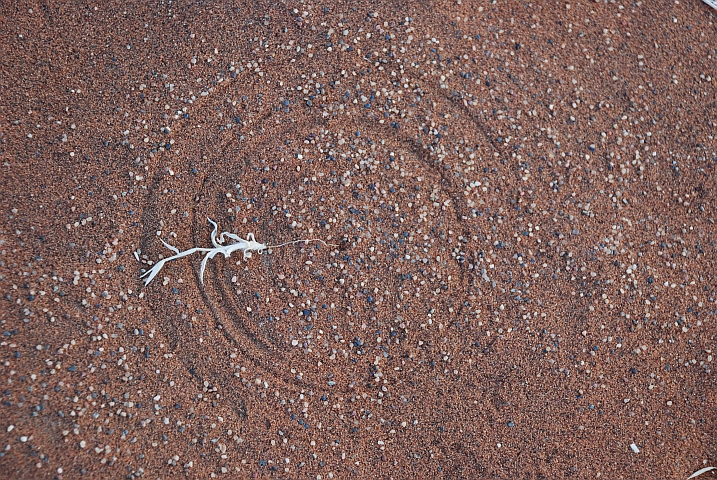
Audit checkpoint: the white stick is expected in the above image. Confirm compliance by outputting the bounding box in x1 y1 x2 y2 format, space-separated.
140 246 214 285
140 218 335 286
688 467 716 479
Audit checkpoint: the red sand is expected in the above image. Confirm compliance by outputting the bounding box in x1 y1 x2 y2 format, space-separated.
1 1 716 478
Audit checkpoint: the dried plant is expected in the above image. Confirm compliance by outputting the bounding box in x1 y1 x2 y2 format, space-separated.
141 218 334 286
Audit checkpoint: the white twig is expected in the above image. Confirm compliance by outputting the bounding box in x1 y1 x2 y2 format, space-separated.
688 467 716 479
140 218 335 286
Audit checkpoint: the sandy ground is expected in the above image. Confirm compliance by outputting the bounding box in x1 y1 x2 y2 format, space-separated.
1 1 716 478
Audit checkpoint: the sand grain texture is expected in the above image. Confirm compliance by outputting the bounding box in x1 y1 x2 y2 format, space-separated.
0 1 715 478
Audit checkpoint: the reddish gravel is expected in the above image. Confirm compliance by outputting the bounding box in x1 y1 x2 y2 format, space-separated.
1 1 716 479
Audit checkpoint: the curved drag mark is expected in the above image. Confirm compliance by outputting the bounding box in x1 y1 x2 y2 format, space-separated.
181 108 363 398
139 96 342 398
190 177 315 392
442 91 505 153
137 26 504 403
352 113 479 322
198 164 314 392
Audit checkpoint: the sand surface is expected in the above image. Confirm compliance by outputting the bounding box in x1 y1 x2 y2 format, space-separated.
1 1 716 478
